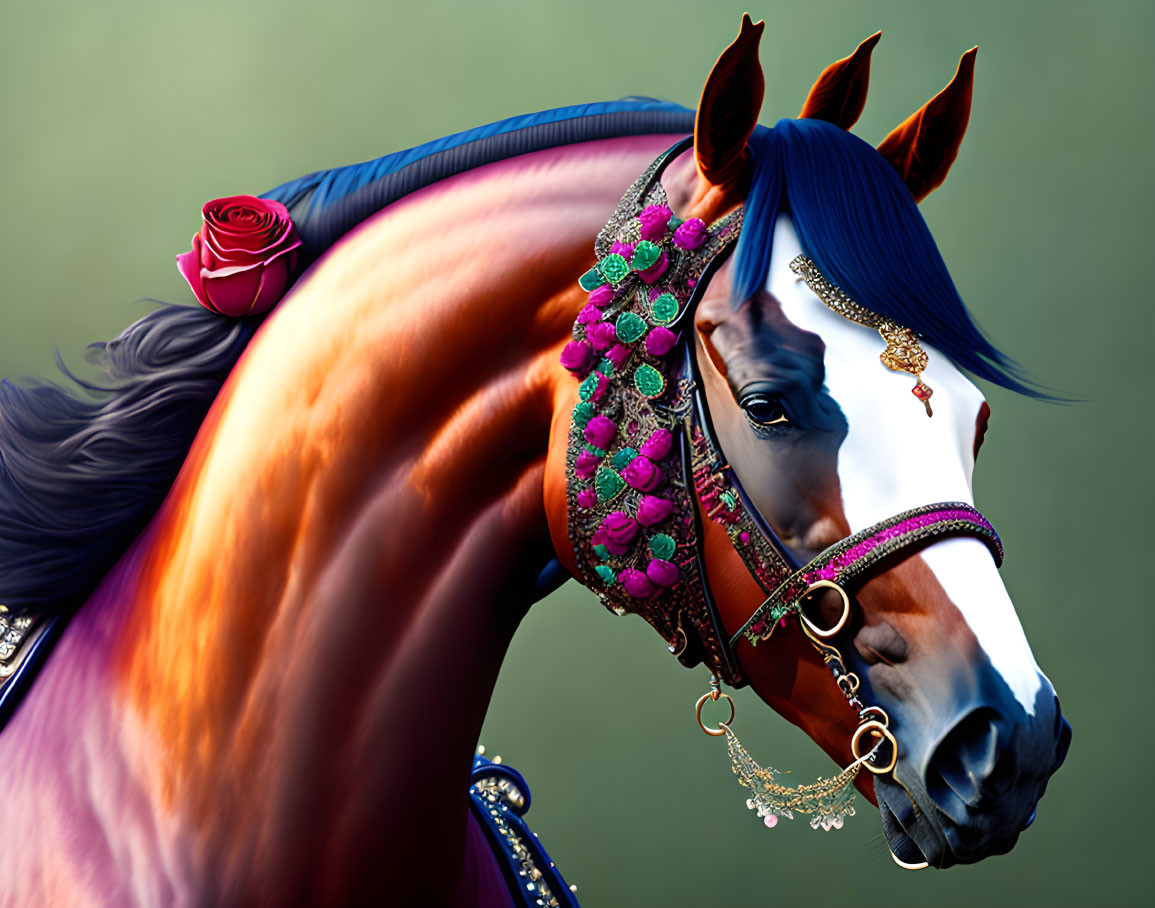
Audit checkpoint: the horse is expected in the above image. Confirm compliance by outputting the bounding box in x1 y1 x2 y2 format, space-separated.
0 15 1070 905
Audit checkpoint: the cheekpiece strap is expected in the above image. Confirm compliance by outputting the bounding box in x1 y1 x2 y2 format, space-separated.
562 137 746 685
732 503 1003 647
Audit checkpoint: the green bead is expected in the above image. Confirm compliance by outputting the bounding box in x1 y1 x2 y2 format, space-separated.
594 564 616 584
634 363 666 399
611 447 638 469
648 533 676 561
650 292 679 325
720 490 738 512
631 240 661 271
668 216 684 229
579 266 607 291
615 311 646 344
578 372 599 401
598 253 630 285
595 467 626 501
597 359 614 376
593 544 609 560
584 444 606 457
572 400 594 429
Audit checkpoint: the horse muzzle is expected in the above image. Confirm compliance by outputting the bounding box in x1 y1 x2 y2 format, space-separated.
874 678 1071 869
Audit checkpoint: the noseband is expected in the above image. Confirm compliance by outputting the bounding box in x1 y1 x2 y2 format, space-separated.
562 138 1004 825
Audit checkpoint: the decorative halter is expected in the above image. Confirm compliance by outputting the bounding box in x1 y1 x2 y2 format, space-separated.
562 138 1004 832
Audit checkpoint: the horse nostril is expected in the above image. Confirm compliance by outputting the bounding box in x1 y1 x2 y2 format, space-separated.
925 708 1002 813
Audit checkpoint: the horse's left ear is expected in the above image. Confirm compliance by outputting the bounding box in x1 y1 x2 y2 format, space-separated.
695 13 765 187
877 47 978 202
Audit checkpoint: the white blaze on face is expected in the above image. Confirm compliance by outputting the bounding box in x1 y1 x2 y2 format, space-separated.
766 214 1043 713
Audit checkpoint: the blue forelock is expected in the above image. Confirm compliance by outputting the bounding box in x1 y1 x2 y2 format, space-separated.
731 118 1040 397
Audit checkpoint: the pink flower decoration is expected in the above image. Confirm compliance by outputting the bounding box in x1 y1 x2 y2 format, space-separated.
576 488 597 508
583 414 617 449
636 495 673 526
646 558 680 588
560 340 594 374
673 218 707 250
598 511 639 556
587 321 617 352
638 204 672 242
588 372 609 403
605 343 631 370
177 195 301 317
622 455 662 492
645 326 678 357
610 240 636 260
576 304 601 325
588 284 615 308
575 450 600 479
640 428 673 461
619 568 655 599
637 251 669 284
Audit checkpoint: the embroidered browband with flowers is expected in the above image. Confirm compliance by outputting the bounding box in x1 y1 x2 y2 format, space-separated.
561 147 743 675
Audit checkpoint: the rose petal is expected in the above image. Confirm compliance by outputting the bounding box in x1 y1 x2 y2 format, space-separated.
202 265 264 317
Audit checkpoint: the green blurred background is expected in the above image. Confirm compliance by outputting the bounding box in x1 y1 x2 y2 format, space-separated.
1 0 1150 904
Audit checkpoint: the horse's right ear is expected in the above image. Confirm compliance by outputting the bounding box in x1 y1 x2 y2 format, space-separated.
695 14 765 188
799 31 881 129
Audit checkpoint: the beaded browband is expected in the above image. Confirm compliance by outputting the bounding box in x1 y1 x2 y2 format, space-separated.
561 138 1004 690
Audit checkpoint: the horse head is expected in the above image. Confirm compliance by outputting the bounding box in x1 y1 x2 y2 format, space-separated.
556 16 1070 870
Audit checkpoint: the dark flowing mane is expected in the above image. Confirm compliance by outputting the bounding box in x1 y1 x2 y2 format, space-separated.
731 118 1042 397
0 100 696 617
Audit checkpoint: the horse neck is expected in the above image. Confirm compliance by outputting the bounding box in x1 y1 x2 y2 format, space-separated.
99 134 679 900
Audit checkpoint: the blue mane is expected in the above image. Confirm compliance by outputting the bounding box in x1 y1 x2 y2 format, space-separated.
0 99 695 617
731 118 1040 396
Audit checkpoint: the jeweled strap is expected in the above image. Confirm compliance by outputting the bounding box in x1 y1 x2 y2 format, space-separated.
468 754 579 907
733 503 1002 646
0 610 65 732
563 139 747 684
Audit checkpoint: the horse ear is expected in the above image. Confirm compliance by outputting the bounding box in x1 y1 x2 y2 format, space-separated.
799 31 881 129
877 47 977 202
695 13 765 187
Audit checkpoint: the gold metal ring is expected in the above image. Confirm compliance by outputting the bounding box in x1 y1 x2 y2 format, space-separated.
851 719 898 775
838 672 861 694
695 692 735 737
798 580 851 638
859 705 890 727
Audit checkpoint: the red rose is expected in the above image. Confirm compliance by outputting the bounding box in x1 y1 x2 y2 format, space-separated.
177 195 301 317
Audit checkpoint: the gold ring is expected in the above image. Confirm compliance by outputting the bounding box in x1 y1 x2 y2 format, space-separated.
838 672 861 694
851 719 898 775
859 705 889 727
695 692 735 736
798 580 851 638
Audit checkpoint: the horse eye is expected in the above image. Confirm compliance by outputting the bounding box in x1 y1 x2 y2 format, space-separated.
740 394 789 426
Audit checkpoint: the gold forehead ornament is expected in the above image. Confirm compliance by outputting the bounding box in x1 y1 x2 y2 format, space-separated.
789 255 934 417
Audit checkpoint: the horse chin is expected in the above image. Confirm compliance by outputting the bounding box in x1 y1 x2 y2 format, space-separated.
874 772 1027 870
876 779 938 870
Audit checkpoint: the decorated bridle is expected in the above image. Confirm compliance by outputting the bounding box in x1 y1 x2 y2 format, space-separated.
561 138 1004 831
